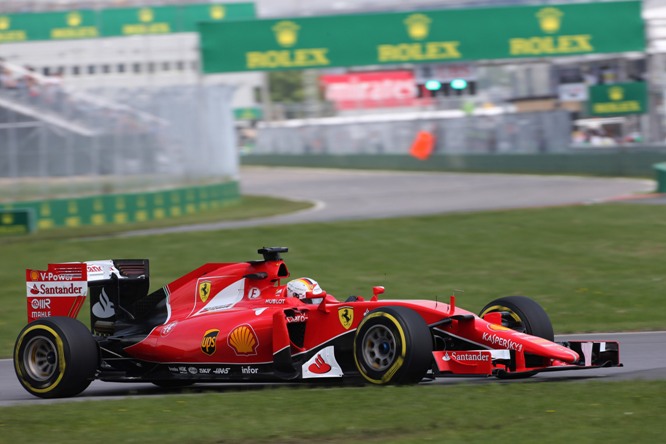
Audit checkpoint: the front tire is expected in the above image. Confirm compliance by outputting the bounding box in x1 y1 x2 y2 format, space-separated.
479 296 554 379
479 295 554 341
353 307 432 385
14 317 99 398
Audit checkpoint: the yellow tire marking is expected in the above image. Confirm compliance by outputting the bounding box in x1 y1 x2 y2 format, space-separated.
14 324 66 394
354 312 407 385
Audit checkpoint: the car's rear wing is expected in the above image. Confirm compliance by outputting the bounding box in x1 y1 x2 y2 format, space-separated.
25 260 149 324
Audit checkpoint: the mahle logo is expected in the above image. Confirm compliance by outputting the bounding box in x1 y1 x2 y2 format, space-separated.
404 14 432 40
536 7 563 34
0 16 10 31
67 12 82 27
609 86 624 101
201 329 220 356
139 8 154 23
272 21 300 47
210 5 225 20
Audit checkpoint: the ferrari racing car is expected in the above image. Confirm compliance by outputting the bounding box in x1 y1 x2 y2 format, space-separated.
14 247 621 398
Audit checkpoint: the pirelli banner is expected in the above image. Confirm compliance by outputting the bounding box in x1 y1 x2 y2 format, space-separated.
0 2 255 43
199 1 644 73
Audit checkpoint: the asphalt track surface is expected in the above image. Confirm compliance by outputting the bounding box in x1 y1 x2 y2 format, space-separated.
1 167 664 405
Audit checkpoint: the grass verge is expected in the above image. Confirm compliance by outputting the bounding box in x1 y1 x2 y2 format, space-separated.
1 381 664 443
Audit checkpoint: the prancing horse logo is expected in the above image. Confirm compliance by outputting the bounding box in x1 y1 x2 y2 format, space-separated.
199 280 212 303
338 306 353 329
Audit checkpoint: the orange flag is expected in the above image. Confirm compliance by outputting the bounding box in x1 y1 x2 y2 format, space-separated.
409 131 435 160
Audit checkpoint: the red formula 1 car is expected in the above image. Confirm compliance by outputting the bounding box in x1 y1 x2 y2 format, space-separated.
14 247 621 398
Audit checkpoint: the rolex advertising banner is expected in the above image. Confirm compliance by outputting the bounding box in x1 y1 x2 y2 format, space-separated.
588 82 648 116
0 2 255 43
199 1 644 73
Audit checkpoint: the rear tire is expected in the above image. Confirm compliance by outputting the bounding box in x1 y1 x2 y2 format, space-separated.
14 317 99 398
353 306 432 385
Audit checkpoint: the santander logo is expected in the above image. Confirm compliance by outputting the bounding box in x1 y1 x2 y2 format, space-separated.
308 354 332 374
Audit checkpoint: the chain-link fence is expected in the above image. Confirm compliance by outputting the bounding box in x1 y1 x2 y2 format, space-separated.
0 80 238 202
253 109 571 156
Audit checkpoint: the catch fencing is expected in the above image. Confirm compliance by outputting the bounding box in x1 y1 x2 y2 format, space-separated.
0 78 238 203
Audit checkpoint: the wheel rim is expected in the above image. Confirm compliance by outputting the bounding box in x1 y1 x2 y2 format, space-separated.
483 306 526 333
361 324 397 371
23 336 58 382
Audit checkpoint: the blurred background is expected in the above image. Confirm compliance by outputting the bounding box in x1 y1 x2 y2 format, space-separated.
1 0 665 210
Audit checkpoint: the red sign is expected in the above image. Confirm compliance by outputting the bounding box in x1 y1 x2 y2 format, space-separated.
320 71 418 110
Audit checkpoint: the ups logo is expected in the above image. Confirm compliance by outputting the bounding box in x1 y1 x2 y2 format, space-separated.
201 329 220 355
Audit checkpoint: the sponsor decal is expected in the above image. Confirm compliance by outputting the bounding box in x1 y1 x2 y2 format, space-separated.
481 332 523 352
201 329 220 356
301 346 343 378
92 288 115 319
198 368 211 374
338 306 353 329
308 354 332 374
30 298 51 310
213 367 230 375
27 282 85 295
194 278 245 316
247 287 261 299
161 321 178 337
242 366 259 374
254 308 268 316
228 324 259 356
265 299 286 305
188 367 198 375
442 351 490 362
286 313 308 323
198 280 212 303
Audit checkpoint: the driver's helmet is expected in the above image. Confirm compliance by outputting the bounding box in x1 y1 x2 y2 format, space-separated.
286 277 323 300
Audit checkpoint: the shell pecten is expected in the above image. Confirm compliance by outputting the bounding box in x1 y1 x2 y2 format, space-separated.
228 324 259 355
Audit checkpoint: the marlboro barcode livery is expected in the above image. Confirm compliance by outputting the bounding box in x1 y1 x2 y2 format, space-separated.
14 247 621 398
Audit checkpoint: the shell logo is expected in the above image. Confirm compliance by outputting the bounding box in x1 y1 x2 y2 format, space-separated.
272 21 300 47
0 16 10 31
228 324 259 355
67 12 82 27
210 5 225 20
139 8 154 23
30 271 39 281
536 7 563 34
609 86 624 101
404 14 431 41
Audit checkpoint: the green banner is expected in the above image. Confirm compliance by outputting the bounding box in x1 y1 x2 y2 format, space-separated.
588 82 648 116
0 182 239 232
200 1 644 73
0 2 255 43
0 209 35 236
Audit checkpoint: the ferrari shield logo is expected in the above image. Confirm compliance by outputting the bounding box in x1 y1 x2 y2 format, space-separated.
338 306 353 330
198 280 212 303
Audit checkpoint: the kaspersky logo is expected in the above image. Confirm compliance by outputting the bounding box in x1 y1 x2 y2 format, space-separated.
272 21 300 47
536 7 563 34
403 14 432 40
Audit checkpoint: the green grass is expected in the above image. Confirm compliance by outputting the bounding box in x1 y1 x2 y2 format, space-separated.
1 381 664 443
1 203 665 358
